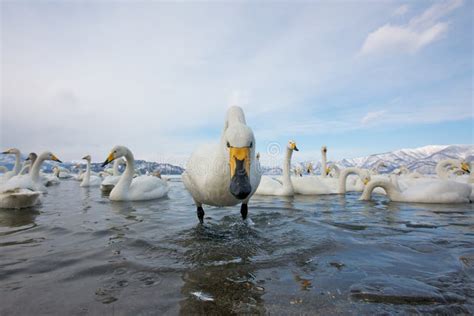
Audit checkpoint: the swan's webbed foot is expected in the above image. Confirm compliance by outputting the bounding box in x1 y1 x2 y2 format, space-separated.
197 206 205 224
240 203 248 220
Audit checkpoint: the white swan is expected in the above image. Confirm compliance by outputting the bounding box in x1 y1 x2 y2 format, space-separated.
100 158 125 192
360 175 471 204
1 148 22 182
338 167 371 193
80 155 102 187
182 106 261 222
436 159 467 179
0 152 62 208
255 141 298 196
102 146 168 201
19 152 37 175
292 167 370 195
320 145 329 177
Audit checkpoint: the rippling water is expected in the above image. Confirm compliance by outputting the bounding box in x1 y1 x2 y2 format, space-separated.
0 178 473 315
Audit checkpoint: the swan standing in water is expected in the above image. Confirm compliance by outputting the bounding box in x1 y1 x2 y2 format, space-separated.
255 141 298 196
0 152 62 208
182 106 261 223
80 155 102 187
360 175 471 204
102 146 168 201
1 148 22 182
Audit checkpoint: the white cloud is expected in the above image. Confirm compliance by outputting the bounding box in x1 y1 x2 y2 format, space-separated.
361 110 386 125
360 0 463 56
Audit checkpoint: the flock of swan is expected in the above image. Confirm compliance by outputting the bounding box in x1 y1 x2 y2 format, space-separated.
0 106 472 223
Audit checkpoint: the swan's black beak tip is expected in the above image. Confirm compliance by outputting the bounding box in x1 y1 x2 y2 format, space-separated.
230 173 252 200
294 146 299 151
101 161 109 168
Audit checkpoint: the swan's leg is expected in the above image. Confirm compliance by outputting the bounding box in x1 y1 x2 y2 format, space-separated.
197 206 205 224
240 203 248 220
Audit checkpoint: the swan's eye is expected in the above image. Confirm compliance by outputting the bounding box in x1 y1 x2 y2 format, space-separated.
226 142 231 148
249 142 253 148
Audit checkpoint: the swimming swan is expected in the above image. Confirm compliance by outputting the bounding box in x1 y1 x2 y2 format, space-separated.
182 106 261 223
0 152 62 208
80 155 102 187
360 176 471 204
436 159 467 179
255 141 298 196
102 146 169 201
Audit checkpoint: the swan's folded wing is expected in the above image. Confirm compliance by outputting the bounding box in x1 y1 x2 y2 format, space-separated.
130 176 169 199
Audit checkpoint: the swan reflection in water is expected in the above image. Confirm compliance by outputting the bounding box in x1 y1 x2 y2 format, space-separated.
178 221 265 314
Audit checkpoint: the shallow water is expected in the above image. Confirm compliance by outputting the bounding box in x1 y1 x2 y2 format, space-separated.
0 178 473 315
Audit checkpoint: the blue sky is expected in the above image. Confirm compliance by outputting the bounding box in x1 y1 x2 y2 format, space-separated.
1 0 472 166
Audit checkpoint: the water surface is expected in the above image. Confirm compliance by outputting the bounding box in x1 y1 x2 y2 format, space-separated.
0 179 473 315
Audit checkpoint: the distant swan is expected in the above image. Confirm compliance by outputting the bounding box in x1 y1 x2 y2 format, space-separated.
80 155 102 187
255 141 298 196
360 175 471 204
292 167 370 195
0 152 62 208
436 159 467 179
102 146 169 201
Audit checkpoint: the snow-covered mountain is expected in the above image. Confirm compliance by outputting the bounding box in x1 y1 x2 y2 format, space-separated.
0 155 185 175
1 144 471 176
272 144 473 175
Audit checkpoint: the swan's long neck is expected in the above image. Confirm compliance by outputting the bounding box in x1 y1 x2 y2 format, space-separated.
360 179 401 201
114 150 135 195
20 162 31 175
321 150 327 178
436 159 460 179
84 160 91 182
282 147 294 191
338 167 364 193
30 153 48 183
12 151 21 175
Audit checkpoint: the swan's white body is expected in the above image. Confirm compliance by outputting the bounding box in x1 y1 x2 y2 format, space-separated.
101 158 124 191
255 142 297 196
0 148 22 183
182 106 261 207
104 146 168 201
0 152 61 208
80 156 101 187
360 176 472 204
291 167 370 195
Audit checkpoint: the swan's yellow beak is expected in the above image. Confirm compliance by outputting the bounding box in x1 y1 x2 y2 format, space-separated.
102 152 115 167
229 147 250 178
51 154 62 163
461 162 470 174
229 146 252 200
363 178 370 185
325 167 331 176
